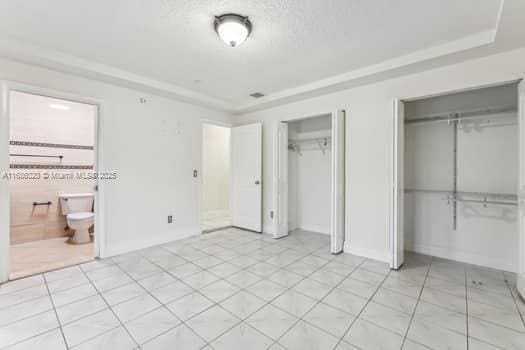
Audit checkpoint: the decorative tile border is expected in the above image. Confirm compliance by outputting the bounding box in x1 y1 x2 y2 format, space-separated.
10 140 94 150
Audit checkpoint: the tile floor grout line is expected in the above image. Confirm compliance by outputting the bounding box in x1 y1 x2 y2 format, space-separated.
80 263 140 349
263 254 366 349
42 273 70 350
131 249 234 348
332 260 391 350
399 256 433 349
504 273 525 329
6 229 522 350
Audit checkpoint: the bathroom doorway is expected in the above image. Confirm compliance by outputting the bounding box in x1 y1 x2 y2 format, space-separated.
201 122 232 233
7 90 98 279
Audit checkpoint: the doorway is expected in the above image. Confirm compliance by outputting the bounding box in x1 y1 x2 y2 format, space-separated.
390 80 525 296
0 83 102 282
272 110 346 253
202 123 231 232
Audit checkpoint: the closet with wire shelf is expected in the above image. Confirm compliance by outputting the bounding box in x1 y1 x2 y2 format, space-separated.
287 114 332 235
403 82 519 271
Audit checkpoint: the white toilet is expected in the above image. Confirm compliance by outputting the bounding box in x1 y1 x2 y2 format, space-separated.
59 193 94 244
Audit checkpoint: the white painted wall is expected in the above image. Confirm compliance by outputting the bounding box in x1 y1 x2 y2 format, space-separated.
0 58 233 274
288 115 332 234
202 124 230 213
404 83 518 271
239 47 525 264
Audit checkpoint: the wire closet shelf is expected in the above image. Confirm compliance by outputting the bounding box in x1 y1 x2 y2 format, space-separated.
288 136 332 155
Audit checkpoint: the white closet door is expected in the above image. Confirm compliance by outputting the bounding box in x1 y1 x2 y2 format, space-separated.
518 80 525 298
231 123 262 232
331 110 345 254
273 121 288 238
391 99 405 269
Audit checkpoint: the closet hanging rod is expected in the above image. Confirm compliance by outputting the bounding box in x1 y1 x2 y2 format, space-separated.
405 106 517 125
288 136 332 145
405 189 517 201
445 197 517 207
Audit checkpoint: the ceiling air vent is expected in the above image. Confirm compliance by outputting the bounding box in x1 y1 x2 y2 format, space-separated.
250 92 265 98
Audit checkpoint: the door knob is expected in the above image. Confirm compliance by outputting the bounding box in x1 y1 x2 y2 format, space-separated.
255 180 260 185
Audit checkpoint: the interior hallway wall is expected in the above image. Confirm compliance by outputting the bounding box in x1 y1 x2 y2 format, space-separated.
238 47 525 268
9 91 95 244
202 124 230 213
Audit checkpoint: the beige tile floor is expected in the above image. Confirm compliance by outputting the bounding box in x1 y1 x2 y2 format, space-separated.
1 228 524 349
202 210 231 232
10 237 94 280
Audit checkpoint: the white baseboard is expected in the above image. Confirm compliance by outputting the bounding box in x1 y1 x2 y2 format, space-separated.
406 243 517 272
343 242 390 263
102 231 199 258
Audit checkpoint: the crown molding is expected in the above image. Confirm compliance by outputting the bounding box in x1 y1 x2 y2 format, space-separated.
234 29 497 114
0 1 505 116
0 39 236 112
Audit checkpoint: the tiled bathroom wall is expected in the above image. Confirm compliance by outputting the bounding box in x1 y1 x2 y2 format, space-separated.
9 91 95 244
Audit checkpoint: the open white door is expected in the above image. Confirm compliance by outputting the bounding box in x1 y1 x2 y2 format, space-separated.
330 110 345 254
273 121 288 239
0 82 9 283
518 80 525 299
231 123 262 232
391 99 405 269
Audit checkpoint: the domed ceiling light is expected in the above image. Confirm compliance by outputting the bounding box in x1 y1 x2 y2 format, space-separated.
214 14 252 47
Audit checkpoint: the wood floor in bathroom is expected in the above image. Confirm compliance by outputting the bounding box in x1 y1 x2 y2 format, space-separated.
10 237 94 279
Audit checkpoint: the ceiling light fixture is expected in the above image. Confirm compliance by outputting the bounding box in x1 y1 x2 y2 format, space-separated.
214 13 252 47
49 103 70 111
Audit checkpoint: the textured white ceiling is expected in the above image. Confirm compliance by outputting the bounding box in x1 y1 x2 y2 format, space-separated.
0 0 507 108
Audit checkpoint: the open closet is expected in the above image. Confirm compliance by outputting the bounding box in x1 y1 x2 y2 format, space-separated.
393 82 521 272
288 115 332 235
272 111 345 254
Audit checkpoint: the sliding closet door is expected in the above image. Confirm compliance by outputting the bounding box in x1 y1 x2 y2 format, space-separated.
518 80 525 298
391 100 405 269
231 123 262 232
273 121 288 238
331 110 345 254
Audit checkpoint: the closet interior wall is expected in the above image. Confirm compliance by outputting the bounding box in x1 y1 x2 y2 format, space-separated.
288 115 332 234
404 83 519 271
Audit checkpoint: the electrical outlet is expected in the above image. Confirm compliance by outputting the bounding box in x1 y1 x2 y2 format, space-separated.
168 215 173 224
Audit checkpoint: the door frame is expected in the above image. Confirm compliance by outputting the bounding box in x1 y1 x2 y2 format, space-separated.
0 81 105 283
200 119 233 233
390 79 525 274
272 110 346 252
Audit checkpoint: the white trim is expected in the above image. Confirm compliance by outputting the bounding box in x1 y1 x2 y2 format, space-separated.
0 82 10 283
407 244 516 273
0 39 234 112
0 81 105 282
104 231 199 257
236 30 497 113
0 21 502 115
343 242 390 263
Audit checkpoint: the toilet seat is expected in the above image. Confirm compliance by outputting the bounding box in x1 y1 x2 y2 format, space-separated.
67 212 94 221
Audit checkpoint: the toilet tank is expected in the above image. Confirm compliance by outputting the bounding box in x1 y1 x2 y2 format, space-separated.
59 193 94 215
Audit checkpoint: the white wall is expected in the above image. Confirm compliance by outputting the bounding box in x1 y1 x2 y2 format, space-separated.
404 83 518 271
239 47 525 264
288 115 331 234
0 58 233 281
202 124 230 212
